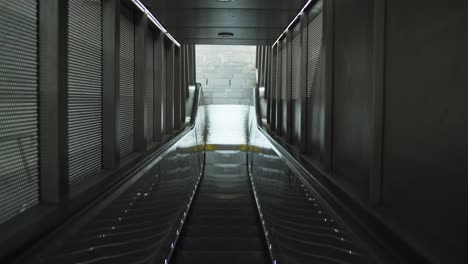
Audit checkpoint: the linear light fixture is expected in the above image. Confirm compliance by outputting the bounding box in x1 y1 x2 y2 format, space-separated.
131 0 181 47
272 0 313 47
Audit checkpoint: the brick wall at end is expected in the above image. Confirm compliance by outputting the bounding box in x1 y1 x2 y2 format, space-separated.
196 45 256 105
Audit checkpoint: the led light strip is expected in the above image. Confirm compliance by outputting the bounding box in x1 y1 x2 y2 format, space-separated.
272 0 313 47
131 0 181 47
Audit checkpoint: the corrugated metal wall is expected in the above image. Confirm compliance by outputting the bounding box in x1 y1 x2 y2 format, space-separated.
119 4 135 158
0 0 39 224
306 12 323 98
291 24 301 100
291 22 302 146
67 0 103 185
281 38 288 136
260 8 324 148
306 11 325 157
0 1 194 257
145 27 154 144
270 45 277 130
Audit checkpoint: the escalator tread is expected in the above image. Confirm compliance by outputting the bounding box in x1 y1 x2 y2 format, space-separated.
173 250 268 264
172 159 268 264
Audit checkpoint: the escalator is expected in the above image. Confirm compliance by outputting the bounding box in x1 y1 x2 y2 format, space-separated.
172 150 267 264
13 86 385 264
171 105 268 263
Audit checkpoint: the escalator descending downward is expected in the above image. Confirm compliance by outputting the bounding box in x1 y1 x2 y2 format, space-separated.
172 150 269 264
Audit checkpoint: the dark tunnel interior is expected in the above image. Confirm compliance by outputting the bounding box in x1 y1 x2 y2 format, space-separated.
0 0 467 263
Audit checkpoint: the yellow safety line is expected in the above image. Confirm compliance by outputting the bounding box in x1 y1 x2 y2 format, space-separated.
184 144 265 153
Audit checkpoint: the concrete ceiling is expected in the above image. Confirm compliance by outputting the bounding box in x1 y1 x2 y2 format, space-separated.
143 0 309 45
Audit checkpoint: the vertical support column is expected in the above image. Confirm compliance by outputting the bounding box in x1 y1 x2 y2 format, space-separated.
276 40 283 136
323 0 334 170
153 31 165 142
103 0 120 169
370 0 386 205
258 46 263 85
266 47 271 123
192 45 196 84
185 44 192 85
181 45 187 125
185 45 190 88
39 0 69 203
255 46 260 70
165 40 175 134
134 13 147 152
184 46 188 90
286 32 293 143
270 44 277 131
173 46 181 130
263 46 266 86
263 46 268 89
299 13 308 153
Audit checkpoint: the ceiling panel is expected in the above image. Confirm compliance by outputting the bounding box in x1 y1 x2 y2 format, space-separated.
142 0 310 45
182 38 274 45
144 0 307 10
154 9 298 28
168 27 281 40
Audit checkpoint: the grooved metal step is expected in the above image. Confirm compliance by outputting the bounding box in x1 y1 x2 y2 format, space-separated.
172 157 268 264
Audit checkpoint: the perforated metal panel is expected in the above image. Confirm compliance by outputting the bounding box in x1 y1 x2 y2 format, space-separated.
307 12 323 98
291 23 301 100
271 47 277 100
287 35 292 97
119 4 135 158
0 0 39 224
145 28 154 144
281 38 287 99
68 0 103 185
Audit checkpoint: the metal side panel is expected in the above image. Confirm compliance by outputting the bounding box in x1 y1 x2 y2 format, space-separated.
145 27 154 144
306 12 323 98
291 23 301 101
281 37 288 136
67 0 103 185
270 46 277 130
291 22 302 146
0 0 39 223
306 11 324 156
119 4 135 158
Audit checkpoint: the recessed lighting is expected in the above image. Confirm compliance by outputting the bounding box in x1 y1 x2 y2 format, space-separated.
217 0 232 2
218 32 234 38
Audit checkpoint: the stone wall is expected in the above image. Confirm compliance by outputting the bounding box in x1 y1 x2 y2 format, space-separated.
196 45 256 105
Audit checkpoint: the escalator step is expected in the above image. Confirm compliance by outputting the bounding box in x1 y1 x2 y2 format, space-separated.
187 207 257 217
173 250 268 264
189 215 258 226
179 237 264 251
184 226 261 238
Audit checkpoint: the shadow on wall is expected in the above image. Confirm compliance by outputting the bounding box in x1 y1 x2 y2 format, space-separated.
196 45 256 105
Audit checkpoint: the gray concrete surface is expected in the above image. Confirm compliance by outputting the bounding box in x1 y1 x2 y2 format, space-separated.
196 45 256 105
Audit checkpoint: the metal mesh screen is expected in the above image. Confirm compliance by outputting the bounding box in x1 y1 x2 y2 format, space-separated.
291 23 301 100
271 46 277 99
307 12 323 98
0 0 39 224
145 28 154 144
119 4 135 158
68 0 103 185
287 34 292 99
281 38 287 99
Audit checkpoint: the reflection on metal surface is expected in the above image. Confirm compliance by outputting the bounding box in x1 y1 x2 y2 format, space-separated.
24 88 208 264
247 103 375 263
185 85 196 124
23 89 377 263
205 105 250 147
30 134 203 264
171 150 268 263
